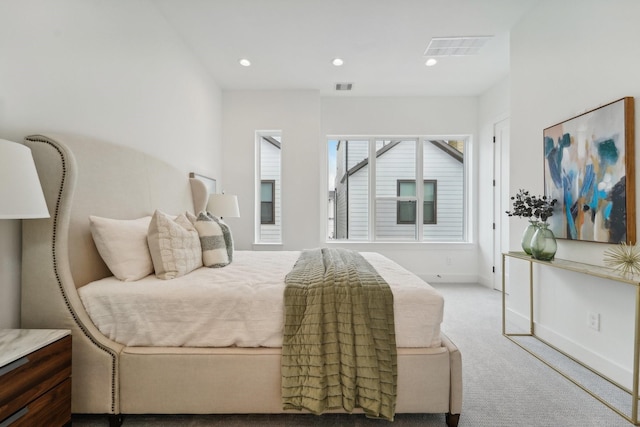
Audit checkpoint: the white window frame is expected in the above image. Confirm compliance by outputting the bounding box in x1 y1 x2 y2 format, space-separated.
325 135 470 244
255 130 282 244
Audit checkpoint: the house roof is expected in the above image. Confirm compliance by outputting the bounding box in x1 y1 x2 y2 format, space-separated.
262 136 281 149
339 140 463 184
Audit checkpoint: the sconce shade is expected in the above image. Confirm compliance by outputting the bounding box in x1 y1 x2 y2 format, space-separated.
0 139 50 219
207 194 240 218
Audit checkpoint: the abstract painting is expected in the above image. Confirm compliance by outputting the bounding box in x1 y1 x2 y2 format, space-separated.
543 97 635 244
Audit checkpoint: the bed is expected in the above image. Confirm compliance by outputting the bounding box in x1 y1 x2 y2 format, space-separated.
20 133 462 426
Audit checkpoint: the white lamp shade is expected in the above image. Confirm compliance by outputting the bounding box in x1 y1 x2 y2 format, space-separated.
207 194 240 218
0 139 50 219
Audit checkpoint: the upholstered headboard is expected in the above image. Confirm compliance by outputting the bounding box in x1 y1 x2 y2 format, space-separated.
22 134 195 289
20 133 214 414
189 172 216 213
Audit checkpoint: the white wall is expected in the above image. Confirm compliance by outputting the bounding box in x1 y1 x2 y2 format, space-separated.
0 0 222 327
222 90 321 251
222 93 481 280
509 0 640 388
321 96 479 282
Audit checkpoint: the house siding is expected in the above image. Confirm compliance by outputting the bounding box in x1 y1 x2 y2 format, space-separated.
422 142 464 241
375 141 417 240
260 139 281 242
335 140 370 240
333 139 464 241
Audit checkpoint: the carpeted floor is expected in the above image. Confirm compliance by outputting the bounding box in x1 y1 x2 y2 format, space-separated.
72 283 633 426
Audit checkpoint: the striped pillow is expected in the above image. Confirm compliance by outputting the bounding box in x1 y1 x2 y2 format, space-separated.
206 212 234 262
192 212 230 268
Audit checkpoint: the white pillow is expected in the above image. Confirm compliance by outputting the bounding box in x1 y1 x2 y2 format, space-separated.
147 210 203 280
89 215 153 281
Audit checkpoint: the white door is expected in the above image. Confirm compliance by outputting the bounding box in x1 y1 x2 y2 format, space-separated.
493 119 510 291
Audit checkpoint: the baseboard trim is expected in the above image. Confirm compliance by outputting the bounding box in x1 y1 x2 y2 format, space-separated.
418 274 478 284
505 308 632 389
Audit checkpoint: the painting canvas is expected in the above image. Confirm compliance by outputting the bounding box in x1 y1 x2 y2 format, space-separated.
543 97 635 244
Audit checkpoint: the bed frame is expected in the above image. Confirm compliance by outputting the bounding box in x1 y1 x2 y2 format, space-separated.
20 133 462 426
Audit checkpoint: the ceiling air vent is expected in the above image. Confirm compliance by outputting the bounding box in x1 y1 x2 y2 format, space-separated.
335 83 353 91
424 36 492 56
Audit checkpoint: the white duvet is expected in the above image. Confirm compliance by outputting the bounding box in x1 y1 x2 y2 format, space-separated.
78 251 444 348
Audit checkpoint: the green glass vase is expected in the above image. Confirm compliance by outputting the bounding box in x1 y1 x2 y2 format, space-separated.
530 222 557 261
521 220 538 255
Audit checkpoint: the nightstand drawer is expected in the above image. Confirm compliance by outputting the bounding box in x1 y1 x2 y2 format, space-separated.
0 335 71 423
3 378 71 427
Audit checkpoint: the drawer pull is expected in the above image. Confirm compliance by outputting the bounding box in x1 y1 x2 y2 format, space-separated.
0 407 29 427
0 356 28 376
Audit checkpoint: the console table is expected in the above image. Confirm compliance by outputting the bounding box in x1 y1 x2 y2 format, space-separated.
0 329 71 426
502 251 640 425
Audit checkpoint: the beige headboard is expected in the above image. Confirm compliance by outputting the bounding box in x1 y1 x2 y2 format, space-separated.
189 172 216 213
20 133 200 413
22 133 195 289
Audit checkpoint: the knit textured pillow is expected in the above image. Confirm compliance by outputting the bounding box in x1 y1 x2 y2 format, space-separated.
147 210 203 279
190 211 230 267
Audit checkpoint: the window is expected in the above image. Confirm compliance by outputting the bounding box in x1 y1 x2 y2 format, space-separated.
256 132 281 243
327 137 466 242
261 180 275 224
330 139 369 240
424 180 436 224
397 180 437 224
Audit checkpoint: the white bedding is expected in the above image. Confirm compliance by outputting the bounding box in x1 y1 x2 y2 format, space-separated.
78 251 443 348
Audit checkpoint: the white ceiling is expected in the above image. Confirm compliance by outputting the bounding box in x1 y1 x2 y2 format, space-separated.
154 0 537 97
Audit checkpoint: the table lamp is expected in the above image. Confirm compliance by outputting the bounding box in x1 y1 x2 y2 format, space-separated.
0 139 50 219
207 194 240 219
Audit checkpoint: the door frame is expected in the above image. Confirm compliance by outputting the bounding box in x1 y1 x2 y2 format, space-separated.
493 118 510 291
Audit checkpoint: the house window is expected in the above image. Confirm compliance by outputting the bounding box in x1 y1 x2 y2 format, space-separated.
327 137 466 242
424 180 436 224
256 132 281 243
261 180 275 224
397 180 437 224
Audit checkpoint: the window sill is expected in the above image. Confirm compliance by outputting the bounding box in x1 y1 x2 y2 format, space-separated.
252 243 284 251
324 241 475 251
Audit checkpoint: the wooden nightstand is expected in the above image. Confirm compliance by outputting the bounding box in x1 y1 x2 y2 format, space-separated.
0 329 71 426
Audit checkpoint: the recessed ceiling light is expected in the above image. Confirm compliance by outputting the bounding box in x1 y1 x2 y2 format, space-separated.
239 58 251 67
425 58 438 67
332 58 344 66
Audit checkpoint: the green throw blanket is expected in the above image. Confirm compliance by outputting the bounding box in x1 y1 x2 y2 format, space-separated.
281 248 397 421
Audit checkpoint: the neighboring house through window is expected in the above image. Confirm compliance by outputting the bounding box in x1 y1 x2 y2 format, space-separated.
256 132 281 243
327 137 466 242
